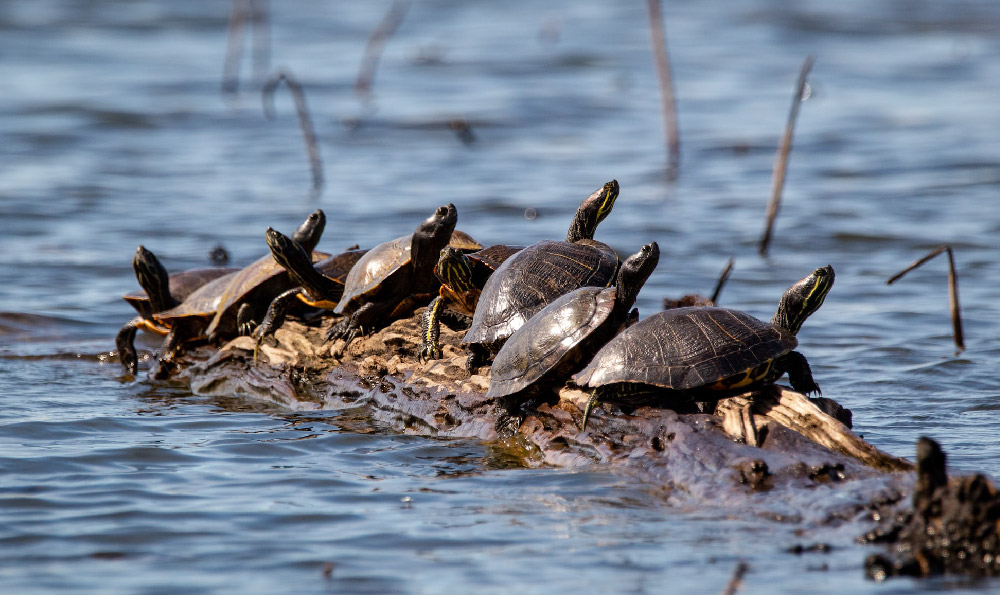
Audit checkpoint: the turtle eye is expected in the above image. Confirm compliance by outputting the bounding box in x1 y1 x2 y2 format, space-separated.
436 206 448 216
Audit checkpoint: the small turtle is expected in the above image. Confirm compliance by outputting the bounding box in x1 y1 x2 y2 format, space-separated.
486 242 660 433
251 227 368 360
573 265 835 429
149 209 328 378
462 180 620 372
116 245 236 376
327 203 458 346
418 243 523 362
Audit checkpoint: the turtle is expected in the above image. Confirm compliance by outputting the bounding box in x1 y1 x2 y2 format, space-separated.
461 179 620 372
148 209 328 378
251 227 369 360
327 203 458 347
486 242 660 433
573 265 835 430
417 243 524 362
115 245 236 376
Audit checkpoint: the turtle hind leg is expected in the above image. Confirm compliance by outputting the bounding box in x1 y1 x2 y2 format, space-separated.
581 391 601 431
236 303 257 337
781 350 821 395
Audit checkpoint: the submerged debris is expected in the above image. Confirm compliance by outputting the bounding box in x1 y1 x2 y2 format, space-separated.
862 437 1000 579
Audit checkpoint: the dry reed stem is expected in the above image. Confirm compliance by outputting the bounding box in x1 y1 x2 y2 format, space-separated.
646 0 681 180
355 1 410 105
721 561 750 595
262 69 324 198
710 257 736 304
887 245 965 350
222 0 249 97
222 0 271 97
758 55 815 257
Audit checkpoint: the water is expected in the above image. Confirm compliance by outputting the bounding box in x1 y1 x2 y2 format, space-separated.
2 0 1000 592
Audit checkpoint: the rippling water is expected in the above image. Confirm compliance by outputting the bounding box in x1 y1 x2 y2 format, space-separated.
3 0 1000 592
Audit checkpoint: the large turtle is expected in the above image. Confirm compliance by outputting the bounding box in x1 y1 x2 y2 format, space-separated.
148 209 328 378
418 243 523 362
486 242 660 433
462 180 620 372
115 245 236 376
573 265 835 429
327 203 458 346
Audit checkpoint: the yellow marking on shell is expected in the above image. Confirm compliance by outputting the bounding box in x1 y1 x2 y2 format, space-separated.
296 294 338 309
137 319 170 336
706 360 776 391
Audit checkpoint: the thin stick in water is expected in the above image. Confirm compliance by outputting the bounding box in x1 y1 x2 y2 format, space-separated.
355 1 410 105
250 0 271 84
263 69 325 198
646 0 680 180
721 561 749 595
758 55 815 257
886 245 965 350
710 257 736 305
222 0 250 97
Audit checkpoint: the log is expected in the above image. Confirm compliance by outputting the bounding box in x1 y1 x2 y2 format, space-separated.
176 308 913 523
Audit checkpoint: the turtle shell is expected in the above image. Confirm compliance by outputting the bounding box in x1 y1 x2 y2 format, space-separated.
572 307 797 392
463 239 618 346
154 271 240 323
202 251 330 336
333 235 411 315
448 229 483 253
123 267 236 320
487 286 617 399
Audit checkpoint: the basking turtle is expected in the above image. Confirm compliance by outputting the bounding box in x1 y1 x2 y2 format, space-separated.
462 180 620 372
486 242 660 432
573 265 835 429
116 245 236 376
149 209 328 378
418 243 523 362
251 227 368 360
327 203 458 346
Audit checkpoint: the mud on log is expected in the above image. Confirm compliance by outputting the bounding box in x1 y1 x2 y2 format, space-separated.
176 308 915 521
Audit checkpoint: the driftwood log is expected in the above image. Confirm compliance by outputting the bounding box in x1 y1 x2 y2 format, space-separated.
169 308 1000 578
178 309 907 515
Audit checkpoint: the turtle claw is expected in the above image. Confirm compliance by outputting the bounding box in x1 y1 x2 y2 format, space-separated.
417 342 442 364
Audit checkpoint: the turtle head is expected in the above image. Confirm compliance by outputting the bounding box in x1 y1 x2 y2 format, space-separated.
566 180 619 243
435 246 475 293
616 242 660 311
266 227 312 285
771 265 835 336
133 245 177 314
412 203 459 273
291 209 326 255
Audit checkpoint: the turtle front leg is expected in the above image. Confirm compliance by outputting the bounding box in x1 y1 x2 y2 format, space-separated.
464 343 494 375
253 288 301 364
781 350 821 395
418 296 445 363
236 303 257 337
116 318 140 377
326 300 395 350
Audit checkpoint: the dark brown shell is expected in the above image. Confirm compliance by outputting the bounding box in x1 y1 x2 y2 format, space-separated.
572 307 796 391
334 235 411 314
486 286 616 399
123 267 236 320
463 239 618 346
